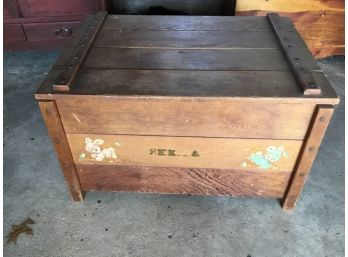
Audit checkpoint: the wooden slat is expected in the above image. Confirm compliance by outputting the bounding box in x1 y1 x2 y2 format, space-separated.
84 48 291 71
38 101 84 201
77 165 291 198
35 68 338 102
267 13 321 95
69 69 336 99
103 15 274 31
67 134 302 171
53 12 107 92
66 14 96 47
44 15 96 66
282 105 335 209
71 70 302 97
55 96 316 139
94 30 280 49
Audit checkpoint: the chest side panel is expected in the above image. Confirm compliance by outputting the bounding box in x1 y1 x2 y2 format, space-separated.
67 134 302 171
76 165 292 198
56 97 316 140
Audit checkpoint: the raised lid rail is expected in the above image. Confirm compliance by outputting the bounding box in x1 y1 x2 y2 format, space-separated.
267 13 321 96
53 12 107 92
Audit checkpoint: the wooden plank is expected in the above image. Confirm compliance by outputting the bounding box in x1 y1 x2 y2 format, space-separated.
70 69 337 99
103 15 274 31
76 165 291 198
55 96 316 139
282 105 335 209
66 14 96 46
38 101 84 201
67 134 302 171
235 0 343 12
70 69 302 97
267 13 321 95
94 30 280 49
35 68 339 102
53 12 107 92
84 48 291 71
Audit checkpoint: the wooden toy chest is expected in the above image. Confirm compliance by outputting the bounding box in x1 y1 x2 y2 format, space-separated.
35 12 339 209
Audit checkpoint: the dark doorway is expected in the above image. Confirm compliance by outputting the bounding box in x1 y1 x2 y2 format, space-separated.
109 0 235 15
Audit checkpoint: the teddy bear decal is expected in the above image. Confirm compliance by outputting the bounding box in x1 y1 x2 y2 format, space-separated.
240 146 288 170
79 138 120 162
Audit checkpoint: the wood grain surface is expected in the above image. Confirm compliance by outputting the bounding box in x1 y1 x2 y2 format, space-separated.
282 105 335 209
36 69 338 102
236 0 343 12
68 70 305 96
235 0 344 58
103 15 275 31
267 13 321 96
38 101 84 201
77 165 291 198
33 14 339 207
67 134 302 171
55 96 316 139
94 30 281 49
84 48 291 71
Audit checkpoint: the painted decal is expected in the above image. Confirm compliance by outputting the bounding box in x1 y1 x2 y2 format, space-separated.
80 138 121 162
241 146 288 170
149 148 200 157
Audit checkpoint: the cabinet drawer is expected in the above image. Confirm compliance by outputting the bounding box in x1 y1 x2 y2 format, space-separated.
4 24 26 42
18 0 100 17
67 134 302 171
4 0 20 18
24 21 81 41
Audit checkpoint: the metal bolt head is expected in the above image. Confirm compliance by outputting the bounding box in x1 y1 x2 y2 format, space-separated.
308 146 315 152
299 172 305 177
319 116 326 122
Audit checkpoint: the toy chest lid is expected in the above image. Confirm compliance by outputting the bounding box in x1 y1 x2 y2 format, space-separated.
35 12 339 104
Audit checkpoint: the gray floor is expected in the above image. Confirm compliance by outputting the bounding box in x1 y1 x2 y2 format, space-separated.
4 51 344 257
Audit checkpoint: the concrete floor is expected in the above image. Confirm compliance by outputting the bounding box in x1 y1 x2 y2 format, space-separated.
4 51 344 257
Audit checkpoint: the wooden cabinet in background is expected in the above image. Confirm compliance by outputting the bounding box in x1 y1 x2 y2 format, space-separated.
4 0 110 50
235 0 344 59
